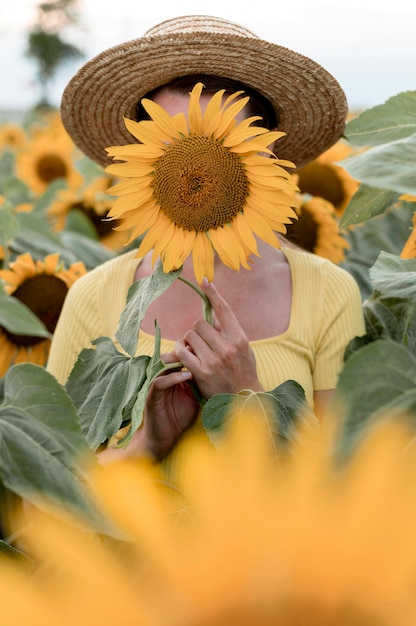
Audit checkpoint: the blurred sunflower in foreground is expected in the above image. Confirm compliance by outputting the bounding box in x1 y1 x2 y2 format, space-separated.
0 252 86 375
48 175 125 250
294 141 360 218
3 413 416 626
285 196 349 264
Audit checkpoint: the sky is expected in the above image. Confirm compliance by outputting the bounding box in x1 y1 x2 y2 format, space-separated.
0 0 415 116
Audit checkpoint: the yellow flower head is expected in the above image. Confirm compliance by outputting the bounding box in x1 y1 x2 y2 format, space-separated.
285 196 350 264
0 122 26 153
0 252 86 375
106 83 298 283
16 127 83 196
47 176 124 250
294 141 360 218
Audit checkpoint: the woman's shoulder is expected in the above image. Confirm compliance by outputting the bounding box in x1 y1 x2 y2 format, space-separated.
73 249 140 288
281 246 362 303
282 246 356 279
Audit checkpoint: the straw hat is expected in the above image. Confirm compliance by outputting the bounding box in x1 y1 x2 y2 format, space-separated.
61 15 348 169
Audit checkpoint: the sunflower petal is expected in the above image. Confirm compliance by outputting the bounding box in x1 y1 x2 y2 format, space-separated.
192 232 214 284
139 101 186 140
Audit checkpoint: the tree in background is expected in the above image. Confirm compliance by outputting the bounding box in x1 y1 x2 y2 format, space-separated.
26 0 84 109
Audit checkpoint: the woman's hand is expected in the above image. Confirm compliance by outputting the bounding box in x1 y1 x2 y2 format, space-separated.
174 280 263 399
140 353 200 459
99 353 200 463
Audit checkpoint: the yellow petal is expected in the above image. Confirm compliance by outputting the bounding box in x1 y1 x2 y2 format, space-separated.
142 99 187 140
188 83 204 135
244 210 282 247
192 232 214 284
107 176 154 197
123 118 167 146
209 226 245 271
213 96 250 140
201 89 225 135
222 120 268 147
231 212 259 256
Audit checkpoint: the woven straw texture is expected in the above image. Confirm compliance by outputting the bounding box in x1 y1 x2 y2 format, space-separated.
61 15 348 169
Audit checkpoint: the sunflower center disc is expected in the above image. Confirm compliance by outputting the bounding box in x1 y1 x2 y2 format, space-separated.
153 136 249 231
36 154 68 184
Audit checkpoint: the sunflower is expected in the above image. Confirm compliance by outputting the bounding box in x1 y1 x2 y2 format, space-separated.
0 122 26 153
47 176 125 250
16 125 83 196
294 141 360 218
285 196 349 263
0 252 86 376
4 411 416 625
105 83 298 283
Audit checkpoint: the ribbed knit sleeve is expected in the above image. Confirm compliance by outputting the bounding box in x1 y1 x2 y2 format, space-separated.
312 258 365 390
46 251 140 385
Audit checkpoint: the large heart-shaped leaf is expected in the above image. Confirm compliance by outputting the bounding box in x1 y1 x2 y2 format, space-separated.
201 380 309 451
0 364 116 534
346 91 416 147
66 336 150 450
341 134 416 196
334 340 416 455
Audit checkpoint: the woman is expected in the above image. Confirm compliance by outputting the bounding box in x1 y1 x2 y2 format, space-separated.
47 15 365 461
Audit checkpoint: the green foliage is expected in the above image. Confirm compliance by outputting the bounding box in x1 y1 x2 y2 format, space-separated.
341 201 414 299
25 0 84 106
0 364 117 535
66 337 150 451
340 91 416 229
346 91 416 146
202 380 311 449
27 30 83 84
334 341 416 457
0 290 50 339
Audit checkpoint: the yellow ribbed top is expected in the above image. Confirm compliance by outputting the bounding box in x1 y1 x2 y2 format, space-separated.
47 247 365 411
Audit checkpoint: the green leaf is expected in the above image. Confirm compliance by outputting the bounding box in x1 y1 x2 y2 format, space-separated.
201 380 309 451
0 205 19 247
346 91 416 146
334 340 416 456
340 202 414 300
31 178 66 215
363 296 416 352
0 290 51 338
11 213 78 265
0 364 116 535
116 321 179 448
116 260 182 357
59 230 115 270
66 337 150 450
341 134 416 196
339 183 400 228
63 209 99 239
0 175 32 205
369 251 416 299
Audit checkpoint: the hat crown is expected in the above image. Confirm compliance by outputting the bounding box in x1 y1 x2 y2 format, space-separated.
143 15 259 39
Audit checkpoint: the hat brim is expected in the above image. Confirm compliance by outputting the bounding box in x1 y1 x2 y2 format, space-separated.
61 32 348 169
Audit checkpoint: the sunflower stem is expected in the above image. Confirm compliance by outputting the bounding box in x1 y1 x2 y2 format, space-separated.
177 276 213 326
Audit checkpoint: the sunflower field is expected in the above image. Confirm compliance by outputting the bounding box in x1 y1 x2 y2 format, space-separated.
1 90 416 624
